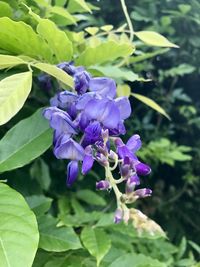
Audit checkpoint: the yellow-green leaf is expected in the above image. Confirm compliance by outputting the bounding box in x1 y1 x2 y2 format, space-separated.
100 25 113 32
135 31 179 48
33 62 74 88
117 84 131 97
0 72 32 125
0 1 12 17
0 55 25 70
48 6 77 25
85 27 99 35
131 93 170 120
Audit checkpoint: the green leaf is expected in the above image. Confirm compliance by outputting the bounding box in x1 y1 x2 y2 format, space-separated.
101 25 113 32
48 6 76 25
36 18 73 62
135 31 179 48
76 189 106 206
33 62 74 88
26 195 53 217
76 40 134 66
131 92 170 120
0 1 12 17
0 55 25 70
85 27 99 35
89 65 139 82
38 215 82 252
108 253 166 267
67 0 92 13
164 64 195 77
81 227 111 266
0 71 32 125
0 108 53 173
0 183 39 267
117 84 131 97
0 17 52 61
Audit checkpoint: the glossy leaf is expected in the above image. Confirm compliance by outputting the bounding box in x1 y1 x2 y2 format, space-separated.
81 227 111 266
33 62 74 88
0 71 32 125
0 55 25 70
131 92 170 120
38 215 82 252
0 183 39 267
135 31 179 48
76 40 134 66
0 17 52 60
0 109 53 173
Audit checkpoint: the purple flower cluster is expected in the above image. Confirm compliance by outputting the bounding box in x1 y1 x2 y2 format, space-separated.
43 62 152 224
43 62 130 185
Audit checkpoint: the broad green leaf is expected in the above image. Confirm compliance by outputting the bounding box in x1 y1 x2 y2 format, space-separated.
76 40 134 66
0 55 25 70
48 6 76 25
117 84 131 97
0 183 39 267
0 109 53 173
0 71 32 125
131 93 170 120
26 195 53 217
76 189 106 206
36 18 73 62
0 17 52 61
38 215 82 252
90 66 139 82
33 62 74 88
81 227 111 266
135 31 179 48
108 253 166 267
0 1 12 17
67 0 92 13
85 27 99 35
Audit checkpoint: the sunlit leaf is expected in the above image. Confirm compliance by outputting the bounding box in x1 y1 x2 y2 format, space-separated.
85 27 99 35
0 1 12 17
135 31 179 48
0 183 39 267
131 92 170 120
0 71 32 125
0 55 25 70
117 84 131 97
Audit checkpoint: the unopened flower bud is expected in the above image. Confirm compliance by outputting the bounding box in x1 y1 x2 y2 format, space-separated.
134 188 152 198
126 174 140 194
135 162 151 176
96 180 110 190
115 138 123 147
114 208 123 224
102 129 109 142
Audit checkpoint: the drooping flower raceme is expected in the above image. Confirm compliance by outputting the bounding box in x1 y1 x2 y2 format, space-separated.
43 62 152 225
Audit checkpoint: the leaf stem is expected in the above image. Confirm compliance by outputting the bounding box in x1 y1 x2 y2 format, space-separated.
120 0 134 42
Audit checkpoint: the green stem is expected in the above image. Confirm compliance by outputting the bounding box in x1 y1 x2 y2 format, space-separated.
120 0 134 42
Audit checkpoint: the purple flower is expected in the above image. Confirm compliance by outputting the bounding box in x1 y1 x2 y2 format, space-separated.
96 180 110 190
126 174 140 193
135 162 151 176
134 188 152 198
82 146 94 175
74 71 91 94
82 121 102 147
54 137 84 160
114 209 123 224
67 160 79 187
38 74 52 91
89 77 116 99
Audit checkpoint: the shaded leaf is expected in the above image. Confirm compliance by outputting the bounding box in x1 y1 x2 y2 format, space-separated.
0 109 52 173
26 195 52 217
0 1 12 17
38 215 82 252
81 227 111 266
0 183 39 267
0 71 32 125
76 189 106 206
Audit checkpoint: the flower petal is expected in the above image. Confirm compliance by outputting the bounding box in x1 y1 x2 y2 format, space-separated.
89 77 116 99
126 134 142 152
66 160 79 187
115 97 131 120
